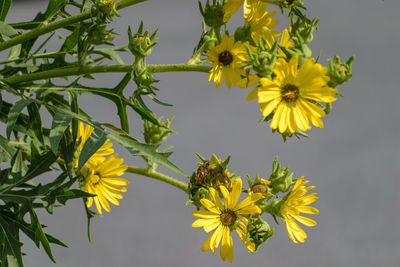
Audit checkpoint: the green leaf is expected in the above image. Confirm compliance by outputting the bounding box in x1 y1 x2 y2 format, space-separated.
28 205 56 263
60 130 74 178
27 103 44 144
78 126 107 170
0 21 21 59
0 151 57 194
10 150 28 181
0 135 16 163
0 0 12 22
107 133 186 177
0 215 24 267
49 109 72 155
43 0 67 21
6 98 33 139
61 27 79 51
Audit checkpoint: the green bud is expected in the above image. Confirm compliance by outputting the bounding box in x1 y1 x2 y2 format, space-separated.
143 116 176 145
128 22 158 58
247 215 274 252
199 0 224 28
87 25 114 45
269 157 295 194
246 174 274 201
327 55 354 88
245 39 277 78
98 0 119 17
187 173 212 208
292 17 319 44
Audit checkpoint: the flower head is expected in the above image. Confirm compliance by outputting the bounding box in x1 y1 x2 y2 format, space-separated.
244 3 280 46
257 55 337 133
74 122 114 169
82 154 129 215
206 34 249 88
192 178 263 263
281 176 319 243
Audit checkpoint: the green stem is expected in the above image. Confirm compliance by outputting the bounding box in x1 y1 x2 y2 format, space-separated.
0 0 147 52
3 64 211 84
126 166 188 193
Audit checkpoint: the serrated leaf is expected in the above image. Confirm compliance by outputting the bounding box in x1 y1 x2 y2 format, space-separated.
6 98 33 139
29 205 55 263
0 0 12 22
107 133 186 177
61 26 79 51
77 126 107 170
0 215 24 267
0 135 16 162
49 109 72 155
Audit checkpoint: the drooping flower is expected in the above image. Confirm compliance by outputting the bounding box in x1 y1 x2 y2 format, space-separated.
278 27 295 57
206 34 249 88
74 122 114 169
244 2 280 47
82 154 129 215
192 178 263 263
257 55 337 133
280 176 319 243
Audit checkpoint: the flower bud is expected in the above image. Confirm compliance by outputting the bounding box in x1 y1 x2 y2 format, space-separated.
98 0 118 17
87 25 114 45
327 55 354 88
192 154 233 189
199 0 225 28
269 157 295 194
247 215 274 252
143 116 176 145
246 39 277 78
128 22 158 58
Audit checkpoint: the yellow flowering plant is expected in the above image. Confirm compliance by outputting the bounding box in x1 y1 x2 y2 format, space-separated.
0 0 352 265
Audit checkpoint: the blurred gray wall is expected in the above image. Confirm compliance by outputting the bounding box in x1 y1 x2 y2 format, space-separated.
5 0 400 266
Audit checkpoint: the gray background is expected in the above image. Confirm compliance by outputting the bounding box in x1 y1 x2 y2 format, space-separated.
5 0 400 266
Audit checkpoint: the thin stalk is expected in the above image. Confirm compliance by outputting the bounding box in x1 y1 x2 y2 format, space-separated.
126 166 188 193
3 64 211 84
0 0 147 52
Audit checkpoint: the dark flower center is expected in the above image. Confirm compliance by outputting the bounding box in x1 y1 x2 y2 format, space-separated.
221 210 237 226
281 84 299 102
218 50 233 66
91 172 102 185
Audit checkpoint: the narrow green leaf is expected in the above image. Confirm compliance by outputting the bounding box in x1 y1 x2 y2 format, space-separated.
29 206 56 263
43 0 66 21
60 130 74 178
27 103 44 144
6 98 33 139
61 27 79 51
78 127 107 170
49 109 72 155
0 0 12 22
0 216 24 267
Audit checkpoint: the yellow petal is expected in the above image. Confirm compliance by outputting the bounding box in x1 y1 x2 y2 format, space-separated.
209 188 224 211
229 178 242 209
192 210 220 218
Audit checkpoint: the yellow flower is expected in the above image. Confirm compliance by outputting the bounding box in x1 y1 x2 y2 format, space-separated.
278 27 295 57
224 0 267 23
192 178 263 263
206 34 249 88
257 55 337 133
244 3 280 47
281 176 319 244
82 154 129 215
74 122 114 169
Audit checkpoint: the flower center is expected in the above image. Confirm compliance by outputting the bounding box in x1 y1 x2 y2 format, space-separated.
251 184 268 196
281 84 299 102
218 50 233 66
90 172 101 185
221 210 237 226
